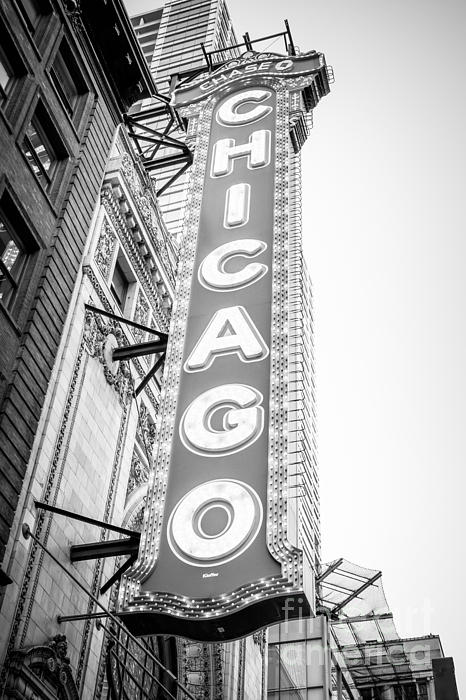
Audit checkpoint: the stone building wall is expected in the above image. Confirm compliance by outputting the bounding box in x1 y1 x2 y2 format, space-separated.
0 127 176 697
0 0 151 573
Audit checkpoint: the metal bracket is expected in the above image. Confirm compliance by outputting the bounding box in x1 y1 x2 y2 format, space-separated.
112 338 167 362
85 303 166 339
70 537 140 563
100 553 138 595
135 352 165 396
85 303 168 393
34 500 139 538
34 501 141 596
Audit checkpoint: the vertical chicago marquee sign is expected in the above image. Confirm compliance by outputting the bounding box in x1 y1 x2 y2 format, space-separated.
120 50 330 640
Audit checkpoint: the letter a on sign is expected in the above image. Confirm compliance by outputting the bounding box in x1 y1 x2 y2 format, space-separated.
185 306 269 372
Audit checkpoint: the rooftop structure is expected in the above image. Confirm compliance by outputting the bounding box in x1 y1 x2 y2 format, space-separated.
131 8 164 65
129 0 240 241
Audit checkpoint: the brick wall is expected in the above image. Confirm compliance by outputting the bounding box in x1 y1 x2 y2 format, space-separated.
0 0 125 565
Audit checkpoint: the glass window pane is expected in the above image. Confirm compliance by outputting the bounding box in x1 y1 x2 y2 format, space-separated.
0 215 25 308
308 689 325 700
0 269 15 306
111 259 129 309
51 45 83 115
20 0 42 30
22 106 60 184
27 120 52 172
0 51 12 93
0 219 23 276
268 645 281 691
279 642 307 689
306 639 325 688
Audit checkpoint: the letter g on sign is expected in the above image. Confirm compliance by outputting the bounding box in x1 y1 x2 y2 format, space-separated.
179 384 264 457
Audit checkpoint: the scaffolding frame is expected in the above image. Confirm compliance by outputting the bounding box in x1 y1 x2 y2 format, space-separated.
319 560 442 694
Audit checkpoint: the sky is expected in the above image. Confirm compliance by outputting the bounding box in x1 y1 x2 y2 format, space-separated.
126 0 466 691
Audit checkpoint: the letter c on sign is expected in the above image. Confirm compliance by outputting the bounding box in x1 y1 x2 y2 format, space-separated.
180 384 264 456
216 89 272 126
198 239 268 291
167 479 263 567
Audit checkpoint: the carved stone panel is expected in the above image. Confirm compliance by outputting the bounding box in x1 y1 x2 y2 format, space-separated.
94 219 117 281
4 635 79 700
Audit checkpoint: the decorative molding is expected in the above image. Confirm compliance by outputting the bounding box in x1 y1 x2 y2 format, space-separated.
180 640 223 699
101 187 170 334
253 630 267 655
135 403 156 455
128 497 147 533
94 218 117 281
126 451 150 499
4 635 79 700
132 289 149 343
83 308 133 406
238 638 246 700
82 265 160 414
120 153 177 289
63 0 83 33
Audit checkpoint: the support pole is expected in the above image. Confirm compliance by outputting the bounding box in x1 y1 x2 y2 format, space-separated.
100 553 137 596
34 500 139 538
85 303 166 339
332 572 382 614
112 338 167 362
135 353 165 397
285 19 296 56
58 612 110 623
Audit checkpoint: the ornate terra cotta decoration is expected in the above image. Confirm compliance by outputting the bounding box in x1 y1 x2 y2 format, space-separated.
83 306 133 406
119 50 331 641
94 218 117 281
4 634 79 700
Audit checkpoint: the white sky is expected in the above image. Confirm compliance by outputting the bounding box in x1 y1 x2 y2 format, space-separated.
126 0 466 692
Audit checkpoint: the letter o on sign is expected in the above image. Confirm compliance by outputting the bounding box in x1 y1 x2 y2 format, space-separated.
167 479 263 567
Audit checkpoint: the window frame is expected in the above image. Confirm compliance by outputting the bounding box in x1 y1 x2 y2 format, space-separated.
0 45 14 99
48 37 88 123
0 14 28 110
0 179 43 321
22 112 57 184
111 258 130 310
109 250 137 315
14 0 54 49
20 97 69 194
0 219 27 310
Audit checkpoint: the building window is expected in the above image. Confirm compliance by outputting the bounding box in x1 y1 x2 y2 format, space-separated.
17 0 51 34
0 47 13 97
22 102 66 186
0 217 25 309
0 21 26 103
0 190 39 314
111 259 130 310
50 41 87 119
